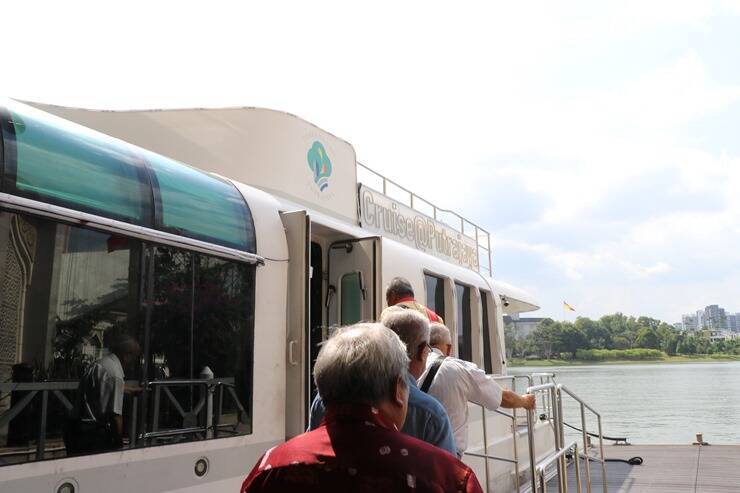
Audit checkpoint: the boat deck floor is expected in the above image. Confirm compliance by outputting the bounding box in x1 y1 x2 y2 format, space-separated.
545 444 740 492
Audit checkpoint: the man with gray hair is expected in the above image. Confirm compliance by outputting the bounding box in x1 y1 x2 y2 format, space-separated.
421 322 536 456
308 308 456 456
381 276 444 323
242 323 482 492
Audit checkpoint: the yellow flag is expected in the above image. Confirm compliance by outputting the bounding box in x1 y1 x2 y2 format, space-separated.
563 301 576 312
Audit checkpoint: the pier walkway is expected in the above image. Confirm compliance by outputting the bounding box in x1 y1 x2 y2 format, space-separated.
547 444 740 492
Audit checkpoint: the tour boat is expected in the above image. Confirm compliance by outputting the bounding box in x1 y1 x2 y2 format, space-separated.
0 99 571 493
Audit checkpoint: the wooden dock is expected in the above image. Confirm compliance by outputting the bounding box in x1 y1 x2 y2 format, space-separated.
546 444 740 492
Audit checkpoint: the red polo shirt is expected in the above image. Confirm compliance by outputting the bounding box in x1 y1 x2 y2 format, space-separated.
395 297 444 323
241 403 482 493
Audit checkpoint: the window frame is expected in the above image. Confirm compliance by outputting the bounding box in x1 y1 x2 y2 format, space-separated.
454 281 473 362
340 271 364 325
480 289 493 374
423 271 446 322
0 209 258 466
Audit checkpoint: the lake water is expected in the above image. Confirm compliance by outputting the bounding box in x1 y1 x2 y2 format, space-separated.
509 361 740 445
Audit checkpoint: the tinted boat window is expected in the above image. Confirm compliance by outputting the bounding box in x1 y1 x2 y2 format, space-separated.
340 272 363 325
0 100 256 253
480 290 493 374
1 100 152 225
144 149 255 252
0 211 256 466
147 246 254 440
0 212 140 465
455 283 472 361
424 273 445 320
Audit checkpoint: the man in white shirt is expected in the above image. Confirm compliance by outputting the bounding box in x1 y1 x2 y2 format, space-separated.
419 323 535 456
67 334 142 454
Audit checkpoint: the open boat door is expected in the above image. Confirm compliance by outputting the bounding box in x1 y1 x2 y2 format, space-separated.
326 237 382 329
280 210 311 438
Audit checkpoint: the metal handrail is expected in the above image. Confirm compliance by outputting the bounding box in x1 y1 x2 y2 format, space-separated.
524 380 608 493
530 373 556 415
535 441 582 493
356 161 493 276
459 371 607 493
525 382 562 493
465 375 523 492
557 384 608 493
0 377 242 460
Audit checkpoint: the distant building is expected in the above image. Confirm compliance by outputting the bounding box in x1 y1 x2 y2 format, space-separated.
682 314 698 332
704 329 739 342
681 305 740 332
703 305 726 330
727 313 740 332
504 314 546 340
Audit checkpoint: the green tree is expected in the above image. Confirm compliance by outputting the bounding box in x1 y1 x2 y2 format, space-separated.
635 327 661 349
611 335 631 350
575 317 611 349
558 323 589 358
533 319 561 359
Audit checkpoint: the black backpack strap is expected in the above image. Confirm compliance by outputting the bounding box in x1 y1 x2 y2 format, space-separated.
420 356 446 393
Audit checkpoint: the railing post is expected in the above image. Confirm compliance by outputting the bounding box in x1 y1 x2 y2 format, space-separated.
597 416 607 493
527 406 538 493
580 403 592 493
558 387 568 492
129 395 138 447
152 385 161 432
214 383 224 438
36 390 48 461
550 387 564 493
487 232 492 276
513 410 520 492
200 367 214 439
480 406 490 492
573 443 582 493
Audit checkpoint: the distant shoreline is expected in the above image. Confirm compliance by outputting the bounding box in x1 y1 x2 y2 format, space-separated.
508 354 740 367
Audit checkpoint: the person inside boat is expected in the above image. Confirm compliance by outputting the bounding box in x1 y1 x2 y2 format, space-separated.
381 276 444 323
64 334 143 455
308 309 456 456
241 323 483 493
420 323 536 457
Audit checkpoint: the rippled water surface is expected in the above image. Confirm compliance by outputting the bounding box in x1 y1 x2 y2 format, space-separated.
509 362 740 445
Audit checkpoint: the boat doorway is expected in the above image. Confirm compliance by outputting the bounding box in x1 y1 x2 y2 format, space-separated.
281 212 382 438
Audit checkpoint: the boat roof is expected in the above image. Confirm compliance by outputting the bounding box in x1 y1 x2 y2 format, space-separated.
21 100 538 313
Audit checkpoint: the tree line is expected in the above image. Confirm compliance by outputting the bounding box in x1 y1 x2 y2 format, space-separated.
505 313 740 360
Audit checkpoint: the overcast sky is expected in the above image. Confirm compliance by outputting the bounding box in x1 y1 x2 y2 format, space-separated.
4 1 740 322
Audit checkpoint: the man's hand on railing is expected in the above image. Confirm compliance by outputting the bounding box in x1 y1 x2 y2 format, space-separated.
124 384 144 396
521 394 536 411
501 390 537 410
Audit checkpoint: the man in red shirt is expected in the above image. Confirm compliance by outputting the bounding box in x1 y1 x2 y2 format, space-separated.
241 323 482 493
381 276 444 323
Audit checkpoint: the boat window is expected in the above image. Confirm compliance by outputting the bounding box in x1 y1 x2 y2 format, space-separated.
0 210 255 466
143 149 255 252
1 101 153 225
480 290 493 374
147 246 254 442
424 273 445 320
340 272 363 325
455 282 472 361
0 100 256 253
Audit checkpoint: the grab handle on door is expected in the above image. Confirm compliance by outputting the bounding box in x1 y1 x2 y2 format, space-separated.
288 340 298 366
